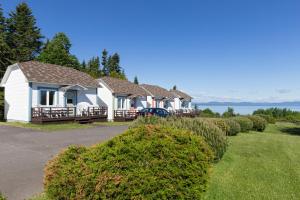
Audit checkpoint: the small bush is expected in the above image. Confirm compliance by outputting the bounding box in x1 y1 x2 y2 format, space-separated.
224 119 241 136
44 125 214 199
255 114 276 124
0 192 6 200
206 118 230 135
132 116 227 160
248 115 267 132
232 116 253 132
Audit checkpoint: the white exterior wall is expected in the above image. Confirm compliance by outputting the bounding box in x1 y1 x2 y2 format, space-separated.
146 96 153 108
4 67 30 122
77 88 97 107
174 98 181 110
135 97 147 110
97 82 114 121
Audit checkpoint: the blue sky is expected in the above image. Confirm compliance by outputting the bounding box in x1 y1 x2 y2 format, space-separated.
2 0 300 102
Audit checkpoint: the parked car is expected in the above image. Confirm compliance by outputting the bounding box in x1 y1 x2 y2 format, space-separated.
138 108 170 117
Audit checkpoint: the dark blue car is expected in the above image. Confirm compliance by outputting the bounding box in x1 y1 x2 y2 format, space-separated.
137 108 170 117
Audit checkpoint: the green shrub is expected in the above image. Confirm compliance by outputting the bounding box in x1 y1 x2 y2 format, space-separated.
131 116 227 160
206 118 230 135
0 192 6 200
44 125 214 199
232 116 253 132
224 119 241 136
248 115 267 132
255 114 276 124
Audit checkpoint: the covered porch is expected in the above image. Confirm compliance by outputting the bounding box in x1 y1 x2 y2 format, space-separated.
113 94 145 121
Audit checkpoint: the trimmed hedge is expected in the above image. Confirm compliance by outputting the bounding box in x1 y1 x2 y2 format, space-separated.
206 118 230 135
131 116 227 160
255 114 276 124
248 115 267 132
224 119 241 136
44 126 214 199
231 117 253 132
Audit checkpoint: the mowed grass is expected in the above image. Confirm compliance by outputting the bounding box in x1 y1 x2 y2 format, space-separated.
0 121 132 132
205 122 300 200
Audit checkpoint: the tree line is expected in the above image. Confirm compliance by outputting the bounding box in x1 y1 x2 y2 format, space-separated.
0 2 126 79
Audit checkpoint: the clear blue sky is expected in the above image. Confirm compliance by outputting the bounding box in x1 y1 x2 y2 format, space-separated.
2 0 300 102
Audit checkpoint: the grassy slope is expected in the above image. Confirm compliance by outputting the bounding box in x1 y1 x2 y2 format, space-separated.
205 122 300 200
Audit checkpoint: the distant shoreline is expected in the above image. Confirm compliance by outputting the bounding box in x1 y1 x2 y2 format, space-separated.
194 102 300 107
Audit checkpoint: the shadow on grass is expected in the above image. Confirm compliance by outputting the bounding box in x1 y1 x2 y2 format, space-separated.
280 127 300 136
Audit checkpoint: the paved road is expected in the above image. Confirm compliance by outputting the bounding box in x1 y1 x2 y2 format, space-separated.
0 125 128 200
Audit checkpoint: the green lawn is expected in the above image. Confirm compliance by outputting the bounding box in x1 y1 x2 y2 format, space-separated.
30 122 300 199
0 121 132 132
205 122 300 200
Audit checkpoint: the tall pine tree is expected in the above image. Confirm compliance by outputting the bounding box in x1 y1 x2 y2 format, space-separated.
6 2 43 62
101 49 109 76
87 56 101 77
134 76 139 84
0 5 13 75
37 32 80 68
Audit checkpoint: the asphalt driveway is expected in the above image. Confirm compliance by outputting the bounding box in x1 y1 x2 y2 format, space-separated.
0 125 128 200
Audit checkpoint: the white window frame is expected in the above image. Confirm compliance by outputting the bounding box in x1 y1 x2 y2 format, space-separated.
117 96 126 110
39 89 57 107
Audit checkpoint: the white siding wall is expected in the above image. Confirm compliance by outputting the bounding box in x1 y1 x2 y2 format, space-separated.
97 82 114 120
174 98 181 110
146 96 153 108
4 67 30 122
135 97 147 110
77 88 97 107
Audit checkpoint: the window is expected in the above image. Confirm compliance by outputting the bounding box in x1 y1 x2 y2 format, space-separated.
164 100 169 109
181 101 188 108
117 97 125 109
40 91 47 105
156 100 160 108
39 89 56 106
49 91 55 105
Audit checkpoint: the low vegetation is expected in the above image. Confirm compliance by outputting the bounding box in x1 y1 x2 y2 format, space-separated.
247 115 267 132
204 122 300 199
0 192 6 200
131 116 227 160
253 107 300 123
31 113 280 199
231 116 253 132
44 126 214 199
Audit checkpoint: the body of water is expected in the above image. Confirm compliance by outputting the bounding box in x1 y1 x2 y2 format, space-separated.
197 105 300 115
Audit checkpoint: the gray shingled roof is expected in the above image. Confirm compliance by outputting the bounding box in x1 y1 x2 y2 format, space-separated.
140 84 175 99
18 61 99 88
99 76 149 97
170 89 192 101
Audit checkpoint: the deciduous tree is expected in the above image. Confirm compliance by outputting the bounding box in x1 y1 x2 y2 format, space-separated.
37 32 80 68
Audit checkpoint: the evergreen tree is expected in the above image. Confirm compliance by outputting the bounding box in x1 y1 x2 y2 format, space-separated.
134 76 139 84
172 85 177 90
37 32 80 68
6 2 43 62
108 53 121 73
101 49 109 76
0 5 12 75
87 56 101 77
81 60 86 69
